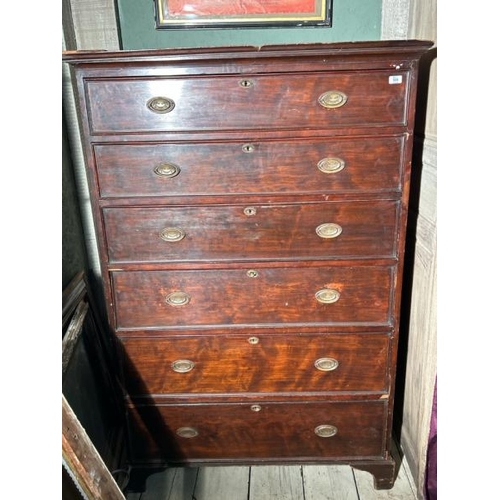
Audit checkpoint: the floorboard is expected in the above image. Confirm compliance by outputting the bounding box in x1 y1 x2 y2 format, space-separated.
249 465 304 500
353 463 416 500
303 465 359 500
166 467 199 500
193 466 250 500
135 468 177 500
125 462 418 500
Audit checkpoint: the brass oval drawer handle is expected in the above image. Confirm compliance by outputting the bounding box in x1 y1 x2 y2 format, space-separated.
318 91 348 109
171 359 195 373
176 427 198 438
315 424 338 438
250 405 262 412
248 336 259 345
147 96 175 114
316 223 342 239
154 162 181 178
315 288 341 304
165 291 191 306
314 357 339 372
317 157 345 174
159 227 186 242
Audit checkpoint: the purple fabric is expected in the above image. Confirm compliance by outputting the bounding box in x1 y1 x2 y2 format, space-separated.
424 378 437 500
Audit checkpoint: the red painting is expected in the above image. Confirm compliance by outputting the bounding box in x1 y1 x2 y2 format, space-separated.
167 0 319 16
155 0 332 28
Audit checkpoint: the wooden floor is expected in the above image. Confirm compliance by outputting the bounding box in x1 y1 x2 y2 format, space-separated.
124 460 417 500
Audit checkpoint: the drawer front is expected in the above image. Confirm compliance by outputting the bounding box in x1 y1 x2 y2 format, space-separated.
112 266 393 329
85 71 409 134
94 136 404 198
119 333 390 395
104 201 399 264
127 401 386 462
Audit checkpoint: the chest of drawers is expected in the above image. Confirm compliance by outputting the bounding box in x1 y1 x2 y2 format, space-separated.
63 40 432 489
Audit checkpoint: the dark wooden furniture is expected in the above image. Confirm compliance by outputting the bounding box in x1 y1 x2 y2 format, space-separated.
63 41 432 489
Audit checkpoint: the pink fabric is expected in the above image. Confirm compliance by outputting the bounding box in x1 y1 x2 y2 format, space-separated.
425 379 437 500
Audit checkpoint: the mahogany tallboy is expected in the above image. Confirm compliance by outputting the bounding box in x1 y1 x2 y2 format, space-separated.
63 40 432 489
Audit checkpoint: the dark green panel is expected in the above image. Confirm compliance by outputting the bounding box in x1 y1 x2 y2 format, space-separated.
117 0 381 49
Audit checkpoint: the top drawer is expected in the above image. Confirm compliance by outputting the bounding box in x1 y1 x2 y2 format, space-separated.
85 71 409 134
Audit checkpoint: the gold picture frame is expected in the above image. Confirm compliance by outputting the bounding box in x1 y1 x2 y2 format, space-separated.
155 0 333 29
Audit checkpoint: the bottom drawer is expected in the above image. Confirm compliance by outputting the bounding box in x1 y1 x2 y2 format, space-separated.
127 400 387 463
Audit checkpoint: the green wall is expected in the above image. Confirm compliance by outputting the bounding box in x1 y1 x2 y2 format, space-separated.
117 0 381 49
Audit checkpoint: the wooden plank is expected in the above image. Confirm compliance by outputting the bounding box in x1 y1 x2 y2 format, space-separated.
166 468 199 500
249 466 304 500
401 204 437 494
353 465 416 500
62 299 89 376
193 466 249 500
138 468 177 500
62 394 126 500
302 465 358 500
62 272 125 474
62 270 87 330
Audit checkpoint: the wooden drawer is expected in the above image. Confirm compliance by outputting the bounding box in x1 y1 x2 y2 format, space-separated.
127 400 386 463
119 333 390 396
85 71 409 134
93 136 405 198
112 265 393 329
104 201 399 264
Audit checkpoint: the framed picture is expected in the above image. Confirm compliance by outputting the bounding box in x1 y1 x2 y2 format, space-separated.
154 0 333 29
